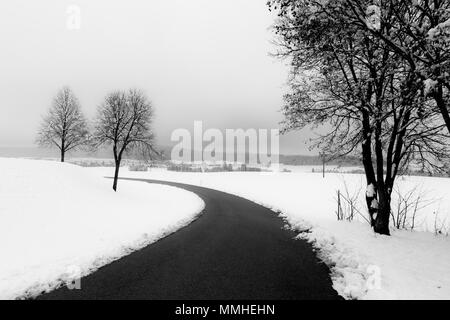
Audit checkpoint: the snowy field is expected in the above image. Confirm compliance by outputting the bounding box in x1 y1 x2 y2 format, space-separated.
93 167 450 300
0 158 204 299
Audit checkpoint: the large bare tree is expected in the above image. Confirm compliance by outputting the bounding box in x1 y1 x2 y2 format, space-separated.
268 0 450 235
338 0 450 134
94 89 157 191
37 87 89 162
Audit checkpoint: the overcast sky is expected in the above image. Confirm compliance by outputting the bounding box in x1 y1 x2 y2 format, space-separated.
0 0 314 155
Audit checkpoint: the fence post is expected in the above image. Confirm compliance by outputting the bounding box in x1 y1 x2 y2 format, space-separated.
337 190 341 220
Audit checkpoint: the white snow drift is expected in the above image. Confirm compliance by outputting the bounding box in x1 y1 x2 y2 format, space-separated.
0 158 204 299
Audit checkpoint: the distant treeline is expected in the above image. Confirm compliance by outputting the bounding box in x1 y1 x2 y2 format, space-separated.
2 146 362 167
280 155 361 167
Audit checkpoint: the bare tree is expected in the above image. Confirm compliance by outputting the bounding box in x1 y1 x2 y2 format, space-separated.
36 87 89 162
268 0 450 235
94 89 157 191
339 0 450 134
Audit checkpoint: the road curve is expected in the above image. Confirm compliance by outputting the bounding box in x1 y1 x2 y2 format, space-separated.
37 179 340 300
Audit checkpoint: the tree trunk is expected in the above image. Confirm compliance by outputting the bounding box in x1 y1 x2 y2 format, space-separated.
374 191 391 235
61 137 65 162
365 191 377 228
113 161 120 192
361 111 377 227
435 84 450 135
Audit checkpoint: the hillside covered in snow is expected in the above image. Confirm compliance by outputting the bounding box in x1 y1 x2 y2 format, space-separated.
0 158 204 299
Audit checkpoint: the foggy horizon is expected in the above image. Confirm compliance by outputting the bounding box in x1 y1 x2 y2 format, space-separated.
0 0 317 156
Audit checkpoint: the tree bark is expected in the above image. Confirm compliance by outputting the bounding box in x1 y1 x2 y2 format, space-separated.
374 190 391 235
361 111 377 227
434 84 450 135
113 161 120 192
61 138 65 162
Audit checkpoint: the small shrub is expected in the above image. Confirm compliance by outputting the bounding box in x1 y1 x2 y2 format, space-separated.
390 185 437 231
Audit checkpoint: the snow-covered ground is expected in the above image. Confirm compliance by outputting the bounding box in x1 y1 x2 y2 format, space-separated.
93 167 450 300
0 158 204 299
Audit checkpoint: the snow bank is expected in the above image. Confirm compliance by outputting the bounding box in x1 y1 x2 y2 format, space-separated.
103 168 450 300
0 159 204 299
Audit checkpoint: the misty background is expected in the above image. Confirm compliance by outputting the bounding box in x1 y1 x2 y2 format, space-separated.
0 0 316 157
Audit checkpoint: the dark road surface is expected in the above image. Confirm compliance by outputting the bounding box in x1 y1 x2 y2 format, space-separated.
38 179 340 300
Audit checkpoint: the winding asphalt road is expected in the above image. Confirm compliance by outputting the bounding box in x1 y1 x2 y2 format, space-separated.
38 179 340 300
